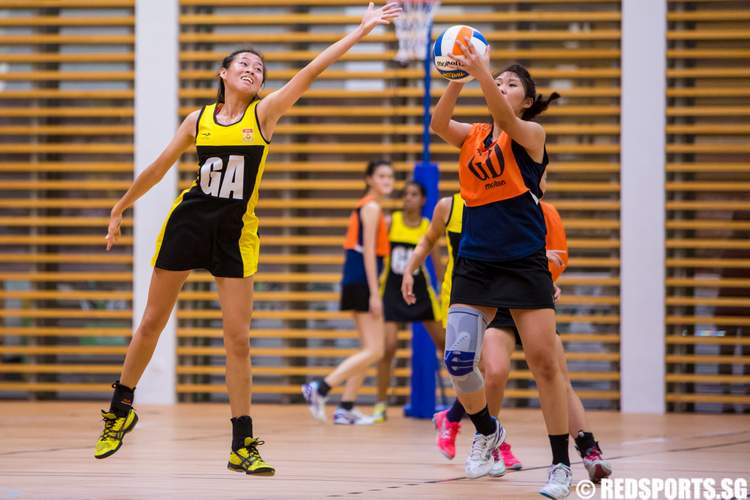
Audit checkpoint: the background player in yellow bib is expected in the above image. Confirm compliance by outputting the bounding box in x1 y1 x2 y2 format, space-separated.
96 2 402 475
372 180 444 423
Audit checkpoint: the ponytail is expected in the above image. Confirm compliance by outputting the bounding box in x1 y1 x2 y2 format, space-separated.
497 63 560 120
523 92 561 120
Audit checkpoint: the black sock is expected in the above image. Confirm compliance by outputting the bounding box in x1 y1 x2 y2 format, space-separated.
468 406 496 436
317 379 331 397
446 399 466 423
575 431 597 457
549 434 571 467
231 415 253 451
109 381 134 418
339 401 354 411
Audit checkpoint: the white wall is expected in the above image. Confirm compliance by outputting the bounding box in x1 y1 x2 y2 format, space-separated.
133 0 179 404
620 0 667 413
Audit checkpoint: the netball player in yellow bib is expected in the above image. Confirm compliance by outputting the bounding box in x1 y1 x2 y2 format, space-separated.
372 180 444 423
94 2 402 475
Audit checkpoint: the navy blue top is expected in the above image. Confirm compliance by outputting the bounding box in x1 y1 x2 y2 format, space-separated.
459 130 549 262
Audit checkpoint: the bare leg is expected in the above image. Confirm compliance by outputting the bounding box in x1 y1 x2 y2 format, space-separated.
423 320 446 353
375 322 399 402
555 335 590 436
511 308 568 436
120 268 190 387
215 276 254 418
324 312 384 387
482 329 516 417
341 373 366 403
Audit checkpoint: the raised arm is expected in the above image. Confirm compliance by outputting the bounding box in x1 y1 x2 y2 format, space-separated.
105 110 199 250
257 2 401 139
430 82 473 148
402 197 452 304
451 39 545 159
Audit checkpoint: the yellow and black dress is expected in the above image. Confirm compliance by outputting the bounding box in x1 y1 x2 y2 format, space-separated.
152 100 269 278
440 193 463 328
381 211 441 323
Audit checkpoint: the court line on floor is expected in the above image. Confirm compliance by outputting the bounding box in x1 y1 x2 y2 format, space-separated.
2 427 747 498
325 430 750 497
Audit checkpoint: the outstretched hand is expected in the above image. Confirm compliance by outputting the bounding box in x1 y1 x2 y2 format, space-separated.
449 37 491 79
359 2 402 35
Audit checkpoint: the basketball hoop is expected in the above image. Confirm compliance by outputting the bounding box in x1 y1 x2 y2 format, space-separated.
394 0 440 64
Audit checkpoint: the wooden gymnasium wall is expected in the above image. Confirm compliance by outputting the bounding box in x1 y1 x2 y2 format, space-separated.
0 1 135 395
665 0 750 412
176 0 622 407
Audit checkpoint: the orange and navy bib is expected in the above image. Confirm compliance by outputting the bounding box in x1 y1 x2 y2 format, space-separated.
343 195 389 257
457 123 549 262
458 123 529 207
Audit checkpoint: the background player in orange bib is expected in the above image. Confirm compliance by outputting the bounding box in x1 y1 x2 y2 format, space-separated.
428 35 573 497
302 160 394 425
95 2 402 474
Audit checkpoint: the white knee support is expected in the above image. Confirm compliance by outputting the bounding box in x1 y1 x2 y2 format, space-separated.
444 305 487 393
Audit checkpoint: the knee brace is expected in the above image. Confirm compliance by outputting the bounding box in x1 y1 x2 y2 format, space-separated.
444 305 487 393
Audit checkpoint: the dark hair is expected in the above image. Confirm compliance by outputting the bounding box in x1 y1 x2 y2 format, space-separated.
404 179 427 199
363 160 393 193
495 63 560 120
216 49 266 104
365 159 392 178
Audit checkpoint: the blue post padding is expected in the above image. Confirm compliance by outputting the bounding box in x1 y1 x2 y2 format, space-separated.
413 162 440 289
404 162 441 419
404 20 442 419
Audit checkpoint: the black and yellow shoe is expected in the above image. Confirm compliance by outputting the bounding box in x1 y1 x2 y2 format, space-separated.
94 408 138 459
227 437 275 476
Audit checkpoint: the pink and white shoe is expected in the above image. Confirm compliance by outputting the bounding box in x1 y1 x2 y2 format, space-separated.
433 410 461 460
489 446 506 477
498 441 522 471
582 444 612 483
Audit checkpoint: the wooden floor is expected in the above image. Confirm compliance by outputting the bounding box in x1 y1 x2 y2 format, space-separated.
1 403 748 499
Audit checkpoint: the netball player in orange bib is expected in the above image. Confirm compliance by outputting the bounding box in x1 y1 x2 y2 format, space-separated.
94 2 401 475
430 36 572 497
406 174 612 484
302 160 393 425
480 173 613 484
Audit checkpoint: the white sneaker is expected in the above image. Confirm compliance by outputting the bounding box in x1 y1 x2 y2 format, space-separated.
539 463 572 499
464 418 506 479
333 408 374 425
301 381 327 422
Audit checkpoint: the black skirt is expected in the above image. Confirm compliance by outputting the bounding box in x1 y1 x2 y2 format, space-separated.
382 271 440 323
450 248 555 310
340 283 371 312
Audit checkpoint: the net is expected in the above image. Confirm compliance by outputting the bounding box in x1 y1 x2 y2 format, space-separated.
393 0 440 64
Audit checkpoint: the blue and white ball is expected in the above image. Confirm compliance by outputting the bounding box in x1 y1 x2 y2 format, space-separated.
433 25 488 83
